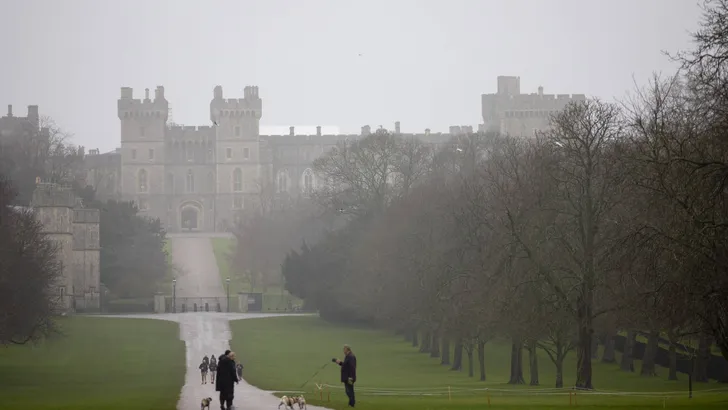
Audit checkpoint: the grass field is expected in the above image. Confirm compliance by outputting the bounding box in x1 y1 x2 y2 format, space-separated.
0 316 185 410
230 316 728 410
210 237 301 311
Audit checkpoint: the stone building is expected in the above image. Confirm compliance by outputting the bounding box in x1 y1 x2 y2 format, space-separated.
481 75 586 136
0 104 42 139
31 181 101 312
83 76 583 233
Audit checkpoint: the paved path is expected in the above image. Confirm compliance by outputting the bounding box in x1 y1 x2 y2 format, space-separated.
97 234 332 410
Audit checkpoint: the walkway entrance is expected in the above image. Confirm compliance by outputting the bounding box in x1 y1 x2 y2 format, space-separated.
179 202 202 232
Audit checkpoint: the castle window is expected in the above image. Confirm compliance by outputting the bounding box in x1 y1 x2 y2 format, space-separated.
166 173 174 194
207 171 214 192
232 196 243 209
186 144 193 161
148 148 155 160
226 148 232 160
243 147 250 159
303 169 315 193
235 126 241 137
138 198 149 210
138 169 148 192
131 149 137 160
277 170 289 193
233 168 243 192
186 170 195 193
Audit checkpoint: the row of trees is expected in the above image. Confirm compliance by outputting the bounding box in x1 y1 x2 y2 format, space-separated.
277 1 728 389
1 119 169 343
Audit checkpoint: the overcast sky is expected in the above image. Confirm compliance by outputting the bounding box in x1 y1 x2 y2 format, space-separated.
0 0 702 152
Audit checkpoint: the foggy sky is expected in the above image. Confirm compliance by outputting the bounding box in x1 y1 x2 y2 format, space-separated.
0 0 701 152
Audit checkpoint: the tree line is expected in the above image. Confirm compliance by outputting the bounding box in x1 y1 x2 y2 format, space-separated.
275 1 728 389
1 119 169 344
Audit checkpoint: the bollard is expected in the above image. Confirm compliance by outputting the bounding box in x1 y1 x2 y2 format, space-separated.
487 390 491 407
327 391 331 402
448 386 451 401
569 391 573 406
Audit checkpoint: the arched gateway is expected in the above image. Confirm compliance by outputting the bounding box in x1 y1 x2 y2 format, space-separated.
179 201 203 231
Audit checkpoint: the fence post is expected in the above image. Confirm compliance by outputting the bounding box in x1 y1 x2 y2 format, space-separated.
486 389 491 407
448 386 451 401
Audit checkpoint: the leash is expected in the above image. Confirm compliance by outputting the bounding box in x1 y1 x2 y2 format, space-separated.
299 362 331 389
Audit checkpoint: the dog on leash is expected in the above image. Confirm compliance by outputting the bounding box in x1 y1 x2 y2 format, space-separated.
278 395 297 410
297 395 307 409
200 397 213 410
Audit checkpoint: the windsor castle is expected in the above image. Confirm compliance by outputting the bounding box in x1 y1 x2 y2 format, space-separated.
81 76 584 233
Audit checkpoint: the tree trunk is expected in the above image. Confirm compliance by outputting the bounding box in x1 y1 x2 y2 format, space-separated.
667 331 678 381
602 330 616 363
528 341 539 386
640 330 659 376
693 336 711 383
466 345 474 377
403 327 413 343
419 330 431 353
591 335 599 359
620 330 635 372
411 329 419 347
508 337 525 384
555 354 565 388
575 295 594 389
477 340 486 381
430 330 440 358
451 338 463 371
441 337 451 366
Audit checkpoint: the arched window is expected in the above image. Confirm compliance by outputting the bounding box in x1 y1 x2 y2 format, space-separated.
233 168 243 192
277 169 289 193
138 169 148 193
302 168 315 193
186 170 195 193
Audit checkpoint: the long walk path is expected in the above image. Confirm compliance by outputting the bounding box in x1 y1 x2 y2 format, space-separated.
167 233 332 410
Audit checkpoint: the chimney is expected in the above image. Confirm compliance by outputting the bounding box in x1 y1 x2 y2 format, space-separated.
6 105 12 117
425 128 431 136
316 126 321 136
394 121 400 134
144 88 150 101
289 126 295 136
538 86 544 96
27 105 39 125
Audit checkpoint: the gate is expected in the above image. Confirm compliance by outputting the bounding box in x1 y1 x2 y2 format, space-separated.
166 296 228 313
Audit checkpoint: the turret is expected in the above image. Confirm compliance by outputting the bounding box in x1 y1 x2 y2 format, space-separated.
209 85 263 139
117 86 168 141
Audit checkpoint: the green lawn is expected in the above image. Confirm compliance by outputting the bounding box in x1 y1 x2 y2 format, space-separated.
230 316 728 410
0 316 185 409
210 237 301 311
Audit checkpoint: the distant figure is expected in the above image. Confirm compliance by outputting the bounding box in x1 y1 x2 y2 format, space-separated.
209 357 218 384
216 350 239 410
334 345 357 408
199 359 209 384
236 362 243 379
203 355 210 366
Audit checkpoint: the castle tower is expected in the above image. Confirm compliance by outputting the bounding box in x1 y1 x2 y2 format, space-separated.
72 203 100 311
210 85 263 227
118 86 168 219
31 182 77 312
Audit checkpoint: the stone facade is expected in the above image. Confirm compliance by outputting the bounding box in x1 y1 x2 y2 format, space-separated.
481 76 587 136
80 76 583 233
31 182 101 312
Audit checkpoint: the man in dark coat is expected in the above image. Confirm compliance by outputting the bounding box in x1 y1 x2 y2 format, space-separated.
215 350 239 410
335 344 357 407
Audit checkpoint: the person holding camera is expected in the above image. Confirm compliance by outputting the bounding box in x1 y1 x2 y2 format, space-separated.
333 344 357 407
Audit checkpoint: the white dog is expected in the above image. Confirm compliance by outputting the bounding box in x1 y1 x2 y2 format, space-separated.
297 395 307 409
278 395 297 410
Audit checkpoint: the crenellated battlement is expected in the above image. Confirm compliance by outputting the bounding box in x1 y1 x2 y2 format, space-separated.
210 85 262 123
118 86 169 120
165 124 215 141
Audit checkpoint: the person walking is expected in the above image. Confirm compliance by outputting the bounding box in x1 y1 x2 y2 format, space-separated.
199 359 209 384
334 344 357 408
215 350 239 410
209 356 218 384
